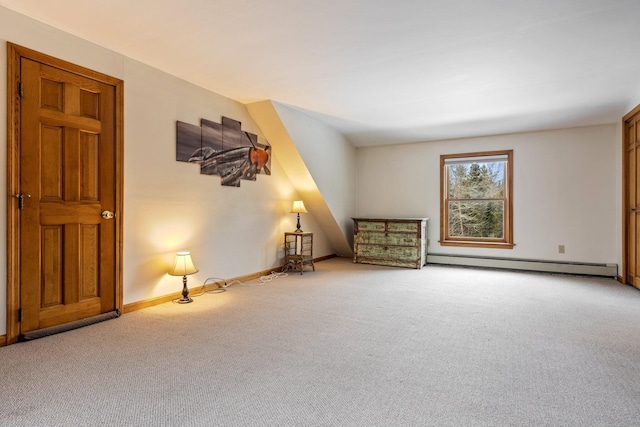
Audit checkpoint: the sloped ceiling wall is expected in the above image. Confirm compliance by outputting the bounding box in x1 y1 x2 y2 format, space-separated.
247 100 355 257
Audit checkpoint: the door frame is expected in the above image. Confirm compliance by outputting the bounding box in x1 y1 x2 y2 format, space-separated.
622 103 640 286
6 42 124 345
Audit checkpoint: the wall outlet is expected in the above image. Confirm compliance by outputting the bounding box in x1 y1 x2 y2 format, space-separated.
558 245 565 254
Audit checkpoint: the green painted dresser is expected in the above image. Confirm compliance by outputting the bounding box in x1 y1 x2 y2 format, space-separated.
352 218 428 269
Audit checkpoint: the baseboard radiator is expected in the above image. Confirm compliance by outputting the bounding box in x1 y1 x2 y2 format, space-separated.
427 253 618 278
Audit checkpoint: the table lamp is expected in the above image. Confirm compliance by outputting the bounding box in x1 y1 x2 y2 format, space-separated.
168 251 199 304
291 200 307 232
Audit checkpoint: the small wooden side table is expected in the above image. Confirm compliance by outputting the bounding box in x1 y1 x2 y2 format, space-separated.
283 232 314 274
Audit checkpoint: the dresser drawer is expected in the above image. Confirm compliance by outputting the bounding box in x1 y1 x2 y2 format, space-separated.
355 232 418 246
387 221 419 233
356 221 386 232
356 244 419 260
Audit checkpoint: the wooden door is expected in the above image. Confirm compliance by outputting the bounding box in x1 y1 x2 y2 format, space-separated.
625 107 640 289
7 43 123 343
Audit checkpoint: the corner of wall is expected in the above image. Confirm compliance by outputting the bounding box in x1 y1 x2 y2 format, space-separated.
247 100 355 256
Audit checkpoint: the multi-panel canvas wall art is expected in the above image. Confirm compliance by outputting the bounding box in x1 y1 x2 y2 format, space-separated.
176 116 271 187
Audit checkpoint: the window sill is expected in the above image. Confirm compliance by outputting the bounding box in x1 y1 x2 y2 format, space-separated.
439 240 515 249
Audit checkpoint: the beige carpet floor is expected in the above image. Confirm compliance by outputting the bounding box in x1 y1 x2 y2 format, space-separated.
1 258 639 426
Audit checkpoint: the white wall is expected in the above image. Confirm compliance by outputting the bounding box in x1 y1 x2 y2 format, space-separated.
269 103 356 237
615 121 624 275
247 100 355 256
0 6 333 334
121 64 334 304
266 102 356 253
356 125 619 266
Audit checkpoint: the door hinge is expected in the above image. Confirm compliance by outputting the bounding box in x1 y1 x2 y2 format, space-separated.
18 82 23 97
15 193 31 209
18 308 23 323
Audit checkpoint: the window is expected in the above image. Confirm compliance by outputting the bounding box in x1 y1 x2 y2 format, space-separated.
440 150 513 249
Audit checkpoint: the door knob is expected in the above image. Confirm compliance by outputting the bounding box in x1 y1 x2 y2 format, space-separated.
101 210 115 219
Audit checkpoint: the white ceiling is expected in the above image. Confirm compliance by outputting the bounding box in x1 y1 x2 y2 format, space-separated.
2 0 640 147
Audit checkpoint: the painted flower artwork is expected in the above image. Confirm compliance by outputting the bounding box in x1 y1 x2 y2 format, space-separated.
176 116 271 187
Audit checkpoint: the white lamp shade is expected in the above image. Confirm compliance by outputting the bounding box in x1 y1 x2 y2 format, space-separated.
291 200 307 213
168 252 199 276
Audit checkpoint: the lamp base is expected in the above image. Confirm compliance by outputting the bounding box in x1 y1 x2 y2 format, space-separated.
295 213 303 232
179 275 193 304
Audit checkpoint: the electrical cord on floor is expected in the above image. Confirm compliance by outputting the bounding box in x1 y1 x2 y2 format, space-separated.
171 271 289 302
210 271 290 289
257 271 289 284
213 271 289 288
203 277 229 293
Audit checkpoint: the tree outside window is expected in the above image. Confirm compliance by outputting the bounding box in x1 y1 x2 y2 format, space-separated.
440 150 514 249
